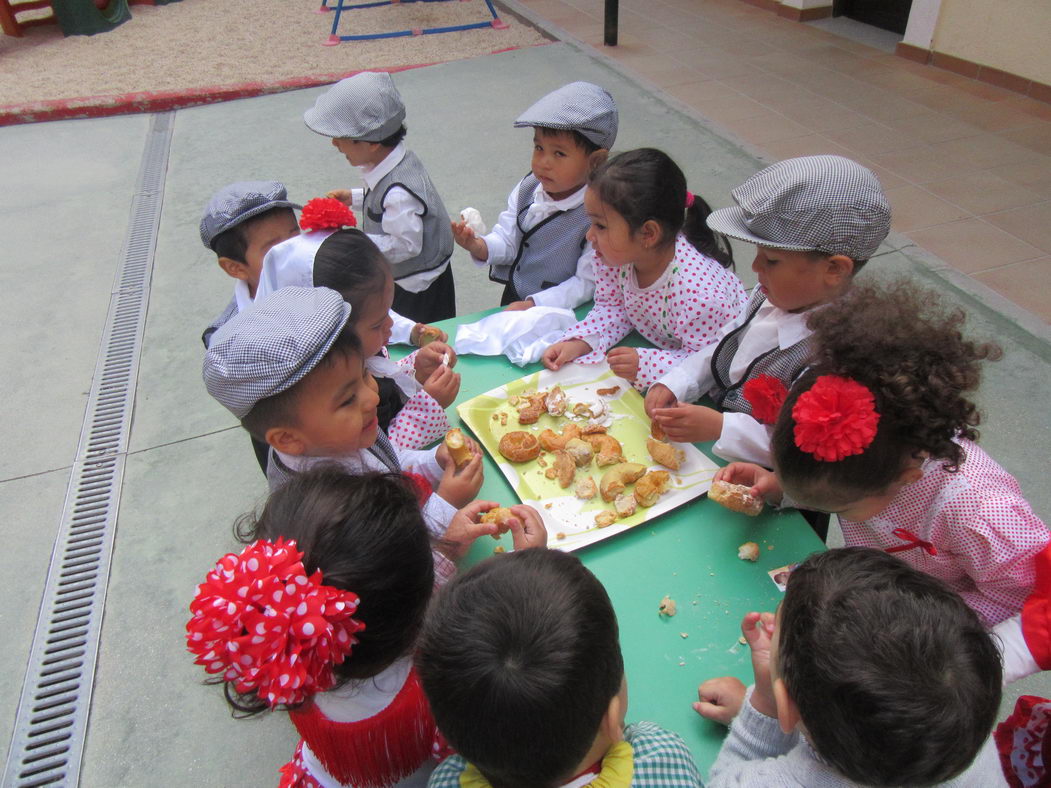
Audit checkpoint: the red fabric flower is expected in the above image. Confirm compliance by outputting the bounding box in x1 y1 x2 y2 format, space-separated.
186 537 365 707
742 374 788 425
792 375 880 462
299 197 357 232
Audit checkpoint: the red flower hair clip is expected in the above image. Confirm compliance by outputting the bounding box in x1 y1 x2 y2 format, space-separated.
299 197 357 232
186 537 365 707
742 374 788 425
792 375 880 462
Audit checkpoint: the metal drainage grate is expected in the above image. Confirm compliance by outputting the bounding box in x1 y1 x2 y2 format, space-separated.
3 111 174 788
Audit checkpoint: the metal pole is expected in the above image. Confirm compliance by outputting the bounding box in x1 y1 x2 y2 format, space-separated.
603 0 617 46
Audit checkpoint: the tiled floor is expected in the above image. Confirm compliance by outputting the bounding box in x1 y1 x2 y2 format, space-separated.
514 0 1051 322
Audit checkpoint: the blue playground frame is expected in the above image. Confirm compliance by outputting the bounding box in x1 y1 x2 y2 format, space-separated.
320 0 508 45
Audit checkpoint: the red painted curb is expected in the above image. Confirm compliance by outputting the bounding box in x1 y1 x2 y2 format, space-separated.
0 41 549 126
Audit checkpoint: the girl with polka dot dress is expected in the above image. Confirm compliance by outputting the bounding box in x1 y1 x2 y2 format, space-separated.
717 279 1049 628
542 148 746 392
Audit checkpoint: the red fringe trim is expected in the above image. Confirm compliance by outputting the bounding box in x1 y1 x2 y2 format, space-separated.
1023 545 1051 670
289 668 435 788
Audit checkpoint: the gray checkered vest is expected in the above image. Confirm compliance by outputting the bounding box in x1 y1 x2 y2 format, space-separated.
265 430 401 492
363 150 454 280
488 174 590 298
711 288 814 415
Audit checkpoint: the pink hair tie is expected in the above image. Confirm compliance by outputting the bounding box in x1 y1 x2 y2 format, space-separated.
685 190 695 209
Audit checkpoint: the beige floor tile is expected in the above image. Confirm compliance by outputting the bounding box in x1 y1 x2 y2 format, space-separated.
821 119 922 158
757 94 870 133
886 185 971 232
995 158 1051 199
619 53 708 87
840 91 933 123
691 92 771 124
923 171 1046 215
716 110 812 147
871 146 965 184
1001 97 1051 124
905 219 1045 273
972 258 1051 322
943 99 1044 133
852 158 912 192
757 133 856 161
717 72 817 104
998 123 1051 157
984 203 1051 254
928 133 1037 170
882 111 984 144
661 78 728 108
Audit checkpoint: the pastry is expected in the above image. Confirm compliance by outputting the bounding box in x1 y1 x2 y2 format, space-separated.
586 434 624 467
551 450 576 488
647 438 684 471
599 462 647 502
634 470 670 507
443 428 473 469
538 423 581 452
417 325 442 346
546 386 567 416
738 541 760 561
481 507 515 526
614 493 637 518
594 510 618 528
564 438 594 467
498 431 541 463
709 480 764 516
575 476 597 500
650 421 666 441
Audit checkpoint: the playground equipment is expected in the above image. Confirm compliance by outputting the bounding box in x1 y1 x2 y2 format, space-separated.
0 0 176 37
318 0 508 46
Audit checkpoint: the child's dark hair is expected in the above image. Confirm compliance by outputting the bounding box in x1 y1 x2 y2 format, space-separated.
225 467 434 714
417 549 624 788
535 125 600 155
312 229 391 320
210 206 297 260
778 547 1001 786
376 124 407 148
588 148 733 268
772 278 1001 503
241 325 363 441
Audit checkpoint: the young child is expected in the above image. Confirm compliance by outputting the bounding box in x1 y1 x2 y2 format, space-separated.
259 199 458 450
644 155 891 469
201 286 483 540
541 148 746 393
187 467 542 787
305 72 456 324
717 279 1049 627
417 548 704 788
450 81 617 310
198 180 301 348
695 547 1005 786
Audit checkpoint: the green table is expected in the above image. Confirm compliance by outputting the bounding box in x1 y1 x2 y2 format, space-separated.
394 308 825 772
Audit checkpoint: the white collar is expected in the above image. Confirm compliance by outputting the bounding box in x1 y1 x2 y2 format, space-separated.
532 181 587 211
752 291 813 350
233 278 254 313
362 142 406 189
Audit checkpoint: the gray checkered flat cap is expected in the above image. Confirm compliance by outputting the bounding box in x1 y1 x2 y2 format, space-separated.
200 181 300 250
203 287 351 419
707 155 891 261
304 72 406 141
513 81 618 150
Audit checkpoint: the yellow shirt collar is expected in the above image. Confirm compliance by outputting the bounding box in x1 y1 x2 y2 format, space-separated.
459 740 634 788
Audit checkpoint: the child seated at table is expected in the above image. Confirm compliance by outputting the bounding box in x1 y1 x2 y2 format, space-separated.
696 547 1005 787
417 548 703 788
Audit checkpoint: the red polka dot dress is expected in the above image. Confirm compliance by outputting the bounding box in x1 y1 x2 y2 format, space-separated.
839 439 1050 627
369 349 450 451
560 234 746 391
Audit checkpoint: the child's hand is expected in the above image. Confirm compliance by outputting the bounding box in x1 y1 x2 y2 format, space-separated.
414 342 457 383
503 299 535 312
437 451 484 509
693 677 747 725
450 220 489 260
326 189 353 206
740 611 778 718
411 323 448 346
423 364 461 409
606 347 640 382
651 403 723 443
435 432 479 470
714 463 784 505
542 339 591 371
441 500 500 561
644 383 677 417
507 504 547 550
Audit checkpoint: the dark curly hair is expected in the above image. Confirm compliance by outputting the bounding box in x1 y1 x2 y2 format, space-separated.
588 148 734 268
220 467 434 716
772 278 1001 502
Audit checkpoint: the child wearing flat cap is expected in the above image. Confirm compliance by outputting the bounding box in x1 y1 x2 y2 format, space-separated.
306 72 456 324
202 287 483 556
451 81 617 310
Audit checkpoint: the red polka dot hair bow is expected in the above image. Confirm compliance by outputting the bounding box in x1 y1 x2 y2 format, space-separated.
186 537 365 708
792 375 880 462
742 374 788 425
299 197 358 232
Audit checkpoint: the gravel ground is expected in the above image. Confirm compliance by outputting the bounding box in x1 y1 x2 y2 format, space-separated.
0 0 547 106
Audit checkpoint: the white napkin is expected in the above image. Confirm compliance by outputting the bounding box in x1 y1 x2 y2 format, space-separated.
455 307 576 366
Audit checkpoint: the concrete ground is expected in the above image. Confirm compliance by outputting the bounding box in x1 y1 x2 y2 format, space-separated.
2 29 1050 788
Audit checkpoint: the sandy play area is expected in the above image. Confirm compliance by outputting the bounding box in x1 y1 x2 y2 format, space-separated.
0 0 548 108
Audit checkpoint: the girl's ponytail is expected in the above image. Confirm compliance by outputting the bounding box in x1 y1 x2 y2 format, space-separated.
683 192 734 269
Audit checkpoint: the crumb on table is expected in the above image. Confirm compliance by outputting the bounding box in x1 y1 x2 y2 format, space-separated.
658 595 677 617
